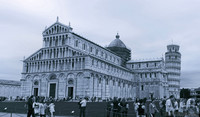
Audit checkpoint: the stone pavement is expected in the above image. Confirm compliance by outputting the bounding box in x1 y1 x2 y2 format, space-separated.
0 112 78 117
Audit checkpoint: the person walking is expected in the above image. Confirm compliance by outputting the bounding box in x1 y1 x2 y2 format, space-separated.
174 99 179 117
39 99 47 117
79 97 87 117
33 97 40 116
166 95 175 117
49 100 55 117
112 97 118 117
138 100 145 117
117 98 122 117
179 98 186 117
186 99 199 117
149 99 158 117
106 98 112 117
134 101 139 117
120 98 128 117
27 95 35 117
159 96 166 116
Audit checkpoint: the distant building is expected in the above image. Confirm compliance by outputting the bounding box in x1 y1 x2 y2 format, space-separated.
190 88 200 98
0 79 21 98
126 58 169 99
20 18 181 99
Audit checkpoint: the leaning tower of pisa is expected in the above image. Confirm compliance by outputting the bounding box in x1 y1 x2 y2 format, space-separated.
165 44 181 98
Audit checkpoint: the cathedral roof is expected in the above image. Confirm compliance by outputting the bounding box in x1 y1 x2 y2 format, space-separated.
108 33 127 48
127 58 163 63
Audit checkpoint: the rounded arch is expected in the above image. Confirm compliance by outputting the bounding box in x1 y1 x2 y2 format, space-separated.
67 73 75 79
48 74 57 80
41 74 47 80
77 72 84 78
58 73 65 80
26 75 32 80
33 75 40 81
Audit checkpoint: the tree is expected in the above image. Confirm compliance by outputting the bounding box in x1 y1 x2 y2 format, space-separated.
180 88 191 99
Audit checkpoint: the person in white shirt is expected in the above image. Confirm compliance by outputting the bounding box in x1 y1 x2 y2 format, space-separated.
79 97 87 117
49 100 55 117
179 98 186 116
33 97 40 116
165 95 175 117
39 100 47 117
174 99 179 117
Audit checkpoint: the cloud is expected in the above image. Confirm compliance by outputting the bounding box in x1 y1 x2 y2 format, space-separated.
0 0 200 83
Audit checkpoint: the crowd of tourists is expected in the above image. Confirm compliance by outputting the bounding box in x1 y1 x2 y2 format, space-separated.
106 97 129 117
11 94 200 117
26 96 55 117
106 95 200 117
25 95 89 117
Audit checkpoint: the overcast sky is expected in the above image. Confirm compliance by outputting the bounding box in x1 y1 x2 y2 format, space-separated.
0 0 199 88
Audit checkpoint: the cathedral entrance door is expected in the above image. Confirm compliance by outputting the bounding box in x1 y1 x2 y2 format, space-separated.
34 88 38 96
68 87 73 99
49 83 56 98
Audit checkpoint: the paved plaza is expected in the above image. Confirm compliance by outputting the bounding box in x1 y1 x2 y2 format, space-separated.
0 112 77 117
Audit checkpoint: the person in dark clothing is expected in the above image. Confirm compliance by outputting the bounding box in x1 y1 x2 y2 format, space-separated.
138 100 145 117
112 97 118 117
159 96 166 116
79 97 87 117
27 95 35 117
106 99 112 117
117 98 122 117
120 98 128 117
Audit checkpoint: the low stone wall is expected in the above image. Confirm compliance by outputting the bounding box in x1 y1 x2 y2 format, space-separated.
0 102 135 117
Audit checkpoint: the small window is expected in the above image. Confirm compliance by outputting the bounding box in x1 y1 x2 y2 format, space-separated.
75 40 78 47
68 79 74 85
141 85 144 91
83 43 86 50
34 81 39 86
72 61 74 68
101 52 103 56
106 79 109 85
96 49 99 55
90 47 93 52
92 59 94 65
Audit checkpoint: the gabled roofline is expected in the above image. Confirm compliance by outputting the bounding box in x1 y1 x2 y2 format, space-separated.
42 21 72 34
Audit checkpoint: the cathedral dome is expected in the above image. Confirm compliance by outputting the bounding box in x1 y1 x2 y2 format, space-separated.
108 33 127 48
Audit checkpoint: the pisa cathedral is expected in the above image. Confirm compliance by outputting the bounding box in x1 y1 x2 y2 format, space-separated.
20 19 181 100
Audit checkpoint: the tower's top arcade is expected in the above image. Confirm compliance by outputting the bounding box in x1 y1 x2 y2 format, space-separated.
167 44 180 52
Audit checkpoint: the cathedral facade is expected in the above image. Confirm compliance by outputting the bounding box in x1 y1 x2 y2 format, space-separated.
20 19 181 99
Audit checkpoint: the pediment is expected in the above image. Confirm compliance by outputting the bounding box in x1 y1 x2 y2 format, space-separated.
42 21 72 36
